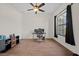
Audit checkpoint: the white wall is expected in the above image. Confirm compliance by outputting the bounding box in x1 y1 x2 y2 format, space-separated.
0 4 52 39
49 3 79 54
72 4 79 54
48 13 54 38
0 4 22 38
22 13 51 39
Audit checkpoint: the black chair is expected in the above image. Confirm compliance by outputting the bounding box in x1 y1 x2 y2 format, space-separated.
34 28 46 40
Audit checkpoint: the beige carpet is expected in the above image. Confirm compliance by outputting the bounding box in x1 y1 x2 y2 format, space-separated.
0 39 73 56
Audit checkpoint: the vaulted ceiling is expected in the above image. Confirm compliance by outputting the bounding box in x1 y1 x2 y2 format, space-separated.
9 3 63 14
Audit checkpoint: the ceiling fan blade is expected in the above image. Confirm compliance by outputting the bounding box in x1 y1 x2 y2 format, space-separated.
39 9 45 12
30 3 34 7
35 3 38 7
27 9 33 11
38 3 45 8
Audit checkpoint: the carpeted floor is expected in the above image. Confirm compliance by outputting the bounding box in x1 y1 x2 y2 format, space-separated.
0 39 73 56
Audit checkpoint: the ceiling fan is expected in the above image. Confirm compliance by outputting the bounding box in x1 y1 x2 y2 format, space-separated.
27 3 45 14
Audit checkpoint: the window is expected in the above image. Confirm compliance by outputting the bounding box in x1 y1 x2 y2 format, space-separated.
56 10 66 36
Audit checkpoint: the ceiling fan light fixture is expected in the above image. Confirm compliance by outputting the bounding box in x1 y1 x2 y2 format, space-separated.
27 3 45 14
33 8 39 12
